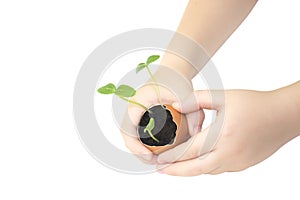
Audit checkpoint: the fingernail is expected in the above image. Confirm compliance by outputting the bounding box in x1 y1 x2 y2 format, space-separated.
194 126 201 134
172 102 180 109
141 154 152 161
157 159 163 164
157 164 169 172
157 156 166 164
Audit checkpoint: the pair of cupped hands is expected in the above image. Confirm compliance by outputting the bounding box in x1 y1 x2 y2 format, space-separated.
121 81 297 176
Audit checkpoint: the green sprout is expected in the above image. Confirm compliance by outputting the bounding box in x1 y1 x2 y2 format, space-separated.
144 118 159 143
136 55 162 104
97 83 159 142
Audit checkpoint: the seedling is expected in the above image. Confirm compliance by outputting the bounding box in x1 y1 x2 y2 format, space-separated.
96 55 188 152
97 83 159 142
136 55 161 104
143 117 159 143
97 55 163 143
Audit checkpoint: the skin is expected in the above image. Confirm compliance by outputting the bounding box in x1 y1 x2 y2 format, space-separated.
122 0 258 163
160 0 258 79
121 0 300 176
121 83 205 164
121 84 178 163
157 82 300 176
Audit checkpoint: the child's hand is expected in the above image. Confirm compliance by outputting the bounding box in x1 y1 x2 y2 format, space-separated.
120 81 205 163
157 89 300 176
120 84 178 163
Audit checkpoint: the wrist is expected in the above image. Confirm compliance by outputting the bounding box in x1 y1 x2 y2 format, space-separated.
272 82 300 137
151 61 194 102
159 52 197 80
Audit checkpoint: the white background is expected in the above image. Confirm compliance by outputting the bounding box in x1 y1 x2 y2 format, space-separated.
1 0 300 199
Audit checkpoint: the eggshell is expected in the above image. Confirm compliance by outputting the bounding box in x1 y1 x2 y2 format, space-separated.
141 104 189 154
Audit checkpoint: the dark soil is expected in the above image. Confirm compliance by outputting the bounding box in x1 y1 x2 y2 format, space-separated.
138 105 177 146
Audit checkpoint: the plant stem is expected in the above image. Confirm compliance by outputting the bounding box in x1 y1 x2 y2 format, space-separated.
144 129 159 143
146 66 162 105
119 96 149 112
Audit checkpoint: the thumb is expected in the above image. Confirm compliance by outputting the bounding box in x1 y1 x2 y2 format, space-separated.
173 90 224 114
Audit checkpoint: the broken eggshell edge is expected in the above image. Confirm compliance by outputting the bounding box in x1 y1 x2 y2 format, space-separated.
138 104 190 154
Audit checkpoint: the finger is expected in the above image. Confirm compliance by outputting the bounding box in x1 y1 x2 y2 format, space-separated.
127 85 177 127
208 166 240 175
157 151 221 176
173 90 224 114
136 154 158 165
121 111 154 162
121 132 154 162
185 109 205 136
157 125 216 164
208 167 224 175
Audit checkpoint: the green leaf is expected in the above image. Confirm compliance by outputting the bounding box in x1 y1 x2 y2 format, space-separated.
136 63 147 73
97 83 116 94
115 84 136 97
146 55 160 65
145 117 155 132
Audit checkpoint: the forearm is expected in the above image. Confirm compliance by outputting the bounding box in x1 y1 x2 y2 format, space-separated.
160 0 258 80
273 81 300 138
